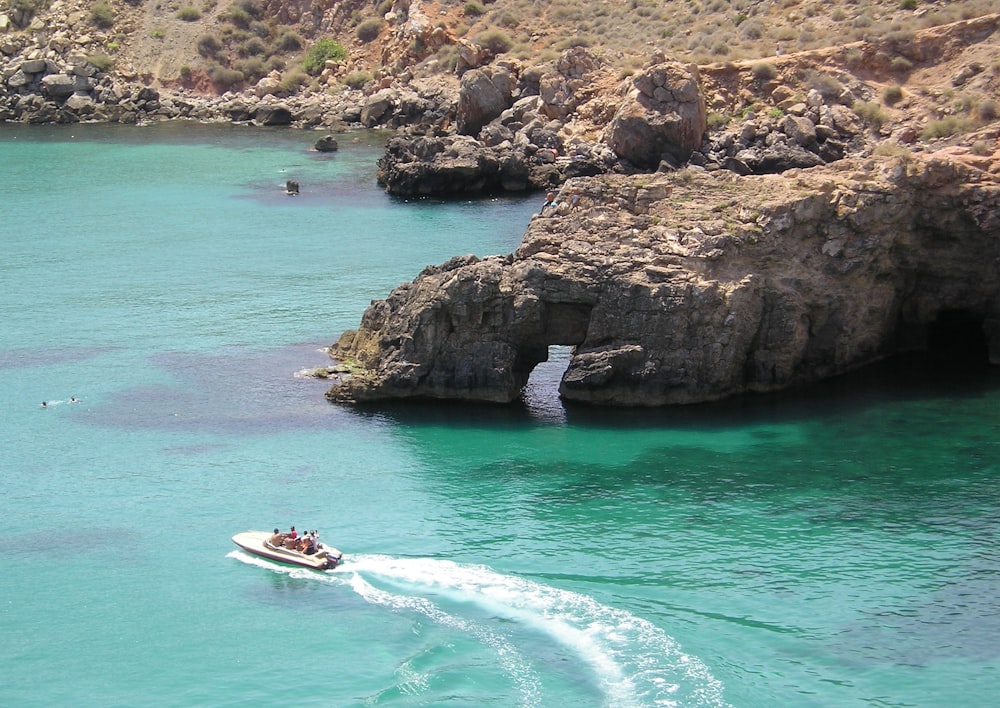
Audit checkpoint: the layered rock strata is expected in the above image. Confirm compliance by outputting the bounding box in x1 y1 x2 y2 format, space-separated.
326 150 1000 406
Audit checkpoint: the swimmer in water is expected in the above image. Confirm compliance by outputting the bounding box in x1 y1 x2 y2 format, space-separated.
40 401 47 408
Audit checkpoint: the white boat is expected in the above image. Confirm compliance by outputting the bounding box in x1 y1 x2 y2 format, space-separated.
232 530 343 570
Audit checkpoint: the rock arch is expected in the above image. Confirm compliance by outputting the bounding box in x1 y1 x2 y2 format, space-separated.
325 152 1000 407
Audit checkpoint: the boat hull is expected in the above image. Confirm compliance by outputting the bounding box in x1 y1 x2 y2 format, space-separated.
232 531 342 570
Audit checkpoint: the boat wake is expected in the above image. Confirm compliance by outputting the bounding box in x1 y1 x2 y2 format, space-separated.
228 551 727 707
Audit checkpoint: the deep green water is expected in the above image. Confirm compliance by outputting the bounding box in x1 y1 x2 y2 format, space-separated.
1 122 998 707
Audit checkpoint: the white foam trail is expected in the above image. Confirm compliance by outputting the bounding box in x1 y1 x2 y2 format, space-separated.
229 551 727 707
344 555 727 707
348 572 542 707
228 550 541 705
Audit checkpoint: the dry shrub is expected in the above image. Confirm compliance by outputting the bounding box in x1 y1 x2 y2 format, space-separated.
882 85 904 105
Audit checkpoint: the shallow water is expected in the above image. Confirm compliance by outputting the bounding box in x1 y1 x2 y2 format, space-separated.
2 123 998 707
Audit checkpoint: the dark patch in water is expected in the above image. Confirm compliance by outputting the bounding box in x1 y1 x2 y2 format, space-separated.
0 346 116 370
79 342 359 434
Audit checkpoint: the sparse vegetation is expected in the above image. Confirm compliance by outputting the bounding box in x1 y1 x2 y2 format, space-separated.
920 116 973 140
853 100 887 130
752 62 778 82
86 53 114 71
197 34 222 57
971 140 991 156
357 18 383 43
176 7 201 21
343 70 373 89
883 85 904 105
475 29 513 56
209 64 244 90
805 71 845 102
976 98 999 122
279 69 309 94
275 30 304 52
90 0 114 28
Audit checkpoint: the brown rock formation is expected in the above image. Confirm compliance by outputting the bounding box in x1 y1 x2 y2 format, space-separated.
326 149 1000 406
603 62 707 169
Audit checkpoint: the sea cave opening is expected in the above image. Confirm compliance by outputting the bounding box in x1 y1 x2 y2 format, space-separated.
925 309 989 368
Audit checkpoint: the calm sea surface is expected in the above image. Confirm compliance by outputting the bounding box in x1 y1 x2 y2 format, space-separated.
2 122 998 707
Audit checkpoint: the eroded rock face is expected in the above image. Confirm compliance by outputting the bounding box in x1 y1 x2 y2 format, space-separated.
603 62 707 169
457 64 516 136
327 152 1000 406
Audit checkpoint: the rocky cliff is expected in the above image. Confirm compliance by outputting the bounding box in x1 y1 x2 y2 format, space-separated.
325 146 1000 405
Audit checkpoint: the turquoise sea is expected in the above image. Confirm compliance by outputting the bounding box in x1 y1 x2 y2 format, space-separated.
2 122 999 707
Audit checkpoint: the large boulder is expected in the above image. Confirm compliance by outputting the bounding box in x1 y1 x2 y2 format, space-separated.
603 62 707 169
40 74 75 98
457 65 516 136
254 104 293 126
376 134 533 196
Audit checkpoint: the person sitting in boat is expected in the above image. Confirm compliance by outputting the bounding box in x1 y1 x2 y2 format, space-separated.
296 531 312 553
267 528 284 546
281 526 298 549
301 534 317 555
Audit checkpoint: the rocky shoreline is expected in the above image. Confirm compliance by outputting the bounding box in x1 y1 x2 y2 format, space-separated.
6 3 1000 406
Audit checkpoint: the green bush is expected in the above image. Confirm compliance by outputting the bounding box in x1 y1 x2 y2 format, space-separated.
303 38 347 74
90 0 114 28
805 71 844 102
356 18 382 43
179 65 193 80
150 28 165 39
464 2 485 16
706 112 729 130
177 7 201 21
236 0 262 16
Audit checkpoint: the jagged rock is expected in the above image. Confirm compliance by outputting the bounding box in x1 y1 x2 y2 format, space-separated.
376 134 532 195
64 93 94 113
254 104 292 126
361 88 395 127
41 74 75 98
538 47 605 120
314 135 339 152
21 58 47 74
457 65 515 136
736 143 826 173
603 61 707 169
326 152 1000 406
